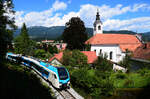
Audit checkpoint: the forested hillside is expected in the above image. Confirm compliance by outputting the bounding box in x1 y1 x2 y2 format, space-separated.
14 26 150 41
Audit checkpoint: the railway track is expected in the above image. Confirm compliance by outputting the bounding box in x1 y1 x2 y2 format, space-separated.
59 89 76 99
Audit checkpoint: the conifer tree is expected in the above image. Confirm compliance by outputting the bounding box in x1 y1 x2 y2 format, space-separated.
14 23 33 55
0 0 16 62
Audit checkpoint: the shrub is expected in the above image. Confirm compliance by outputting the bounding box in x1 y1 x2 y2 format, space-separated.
124 79 134 88
137 68 150 76
71 69 114 98
115 72 127 79
62 50 88 68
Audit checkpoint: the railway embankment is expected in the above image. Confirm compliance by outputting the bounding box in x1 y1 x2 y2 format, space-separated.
0 62 54 99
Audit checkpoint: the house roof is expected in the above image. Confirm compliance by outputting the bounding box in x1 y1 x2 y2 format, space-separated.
81 51 98 64
133 42 150 60
48 51 97 64
85 34 142 52
48 52 63 62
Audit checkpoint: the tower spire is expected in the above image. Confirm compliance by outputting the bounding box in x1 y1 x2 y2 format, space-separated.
93 9 103 35
96 9 100 20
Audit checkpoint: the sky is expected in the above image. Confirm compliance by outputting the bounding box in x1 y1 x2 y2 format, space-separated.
12 0 150 33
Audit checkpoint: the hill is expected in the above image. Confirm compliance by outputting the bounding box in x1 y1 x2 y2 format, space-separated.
14 26 150 41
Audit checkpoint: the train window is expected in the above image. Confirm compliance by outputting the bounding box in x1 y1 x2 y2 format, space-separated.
43 70 49 76
31 62 43 73
54 74 57 79
58 68 68 80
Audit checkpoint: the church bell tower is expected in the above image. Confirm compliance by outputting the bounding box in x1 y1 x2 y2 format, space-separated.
93 10 103 35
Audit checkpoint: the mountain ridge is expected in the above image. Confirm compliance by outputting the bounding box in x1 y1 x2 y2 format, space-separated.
14 26 150 41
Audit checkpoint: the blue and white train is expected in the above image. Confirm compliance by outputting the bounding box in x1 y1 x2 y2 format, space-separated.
6 52 70 89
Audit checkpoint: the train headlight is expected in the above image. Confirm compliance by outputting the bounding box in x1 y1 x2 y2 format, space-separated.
68 81 70 85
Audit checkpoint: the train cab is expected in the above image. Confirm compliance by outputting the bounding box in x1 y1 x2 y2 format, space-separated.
57 67 70 89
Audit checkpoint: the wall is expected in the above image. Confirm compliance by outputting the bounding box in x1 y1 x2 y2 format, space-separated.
50 59 62 66
91 44 125 63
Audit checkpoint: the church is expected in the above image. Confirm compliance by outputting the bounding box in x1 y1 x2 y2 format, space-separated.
85 11 142 63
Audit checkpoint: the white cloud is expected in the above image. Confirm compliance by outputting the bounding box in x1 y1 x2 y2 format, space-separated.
52 0 67 11
103 17 150 32
14 0 67 27
13 2 150 32
132 4 150 12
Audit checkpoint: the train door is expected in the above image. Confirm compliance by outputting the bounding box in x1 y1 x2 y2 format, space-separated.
51 73 58 88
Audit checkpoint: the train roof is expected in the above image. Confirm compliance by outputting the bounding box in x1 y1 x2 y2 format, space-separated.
7 52 20 57
39 61 61 73
7 53 67 74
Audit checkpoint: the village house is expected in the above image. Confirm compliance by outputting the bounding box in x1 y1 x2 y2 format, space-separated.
85 11 142 63
48 51 97 66
41 40 67 50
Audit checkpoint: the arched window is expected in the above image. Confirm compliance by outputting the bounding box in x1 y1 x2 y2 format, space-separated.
98 25 101 30
94 49 96 52
99 49 102 55
110 51 113 60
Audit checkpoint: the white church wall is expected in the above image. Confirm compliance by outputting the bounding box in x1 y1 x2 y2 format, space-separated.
91 44 124 63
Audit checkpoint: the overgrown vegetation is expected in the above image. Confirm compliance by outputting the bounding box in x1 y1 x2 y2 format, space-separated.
0 61 54 99
62 50 89 68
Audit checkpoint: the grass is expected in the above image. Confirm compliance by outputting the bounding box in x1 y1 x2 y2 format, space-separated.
111 72 150 88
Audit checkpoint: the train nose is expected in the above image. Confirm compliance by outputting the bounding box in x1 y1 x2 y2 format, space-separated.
59 83 67 89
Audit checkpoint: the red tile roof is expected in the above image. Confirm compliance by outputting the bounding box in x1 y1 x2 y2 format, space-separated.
85 34 142 52
48 52 63 62
48 51 97 64
81 51 98 64
133 42 150 60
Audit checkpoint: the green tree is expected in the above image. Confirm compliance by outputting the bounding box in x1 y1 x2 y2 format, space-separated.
62 17 88 50
62 50 88 68
71 69 114 98
0 0 16 62
62 50 72 66
14 23 34 55
94 54 113 72
33 49 52 60
71 50 88 68
119 49 131 72
48 44 58 54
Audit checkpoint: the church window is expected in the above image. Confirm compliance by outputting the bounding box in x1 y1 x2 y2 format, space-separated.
99 49 102 55
98 25 101 30
110 51 113 60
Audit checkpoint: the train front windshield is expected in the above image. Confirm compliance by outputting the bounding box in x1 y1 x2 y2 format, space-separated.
58 68 68 80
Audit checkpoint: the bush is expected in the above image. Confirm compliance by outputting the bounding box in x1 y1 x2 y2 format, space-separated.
33 49 52 60
115 72 127 79
94 54 113 72
137 68 150 76
71 69 114 98
62 50 88 68
124 79 134 88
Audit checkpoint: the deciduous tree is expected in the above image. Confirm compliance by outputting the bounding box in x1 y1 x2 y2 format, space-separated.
62 17 88 50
